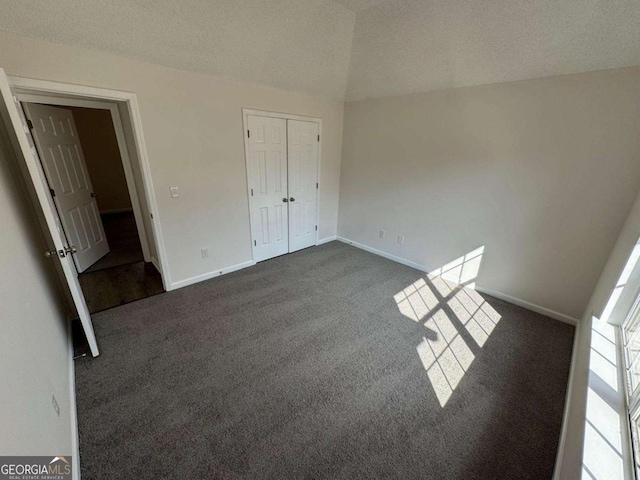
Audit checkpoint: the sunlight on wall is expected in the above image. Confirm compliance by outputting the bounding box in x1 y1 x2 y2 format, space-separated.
394 247 502 407
429 246 485 288
582 319 625 479
601 242 640 322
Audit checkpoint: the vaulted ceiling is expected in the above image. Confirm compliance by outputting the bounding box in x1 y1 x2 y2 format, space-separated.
347 0 640 101
0 0 356 100
1 0 639 101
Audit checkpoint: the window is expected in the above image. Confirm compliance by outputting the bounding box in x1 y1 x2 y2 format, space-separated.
622 296 640 478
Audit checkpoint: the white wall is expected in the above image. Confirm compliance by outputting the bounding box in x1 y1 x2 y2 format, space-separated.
556 182 640 479
0 31 344 288
339 66 640 320
0 117 74 456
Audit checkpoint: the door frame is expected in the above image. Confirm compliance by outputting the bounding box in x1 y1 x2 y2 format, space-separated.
241 108 322 263
7 75 171 290
17 93 152 271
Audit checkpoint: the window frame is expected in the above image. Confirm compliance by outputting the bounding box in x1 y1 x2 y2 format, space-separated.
621 296 640 479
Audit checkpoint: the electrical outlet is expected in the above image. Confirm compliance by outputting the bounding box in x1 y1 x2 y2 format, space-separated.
52 394 60 417
379 230 386 239
170 186 179 198
398 235 405 245
201 248 209 258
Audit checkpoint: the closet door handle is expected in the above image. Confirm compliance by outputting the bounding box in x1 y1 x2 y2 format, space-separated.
289 197 295 202
282 198 289 202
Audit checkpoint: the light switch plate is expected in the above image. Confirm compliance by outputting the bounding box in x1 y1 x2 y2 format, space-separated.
170 186 179 198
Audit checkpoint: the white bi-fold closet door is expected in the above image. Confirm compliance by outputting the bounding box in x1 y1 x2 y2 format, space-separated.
247 114 319 263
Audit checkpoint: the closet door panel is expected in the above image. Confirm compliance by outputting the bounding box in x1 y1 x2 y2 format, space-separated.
287 120 318 253
248 115 289 262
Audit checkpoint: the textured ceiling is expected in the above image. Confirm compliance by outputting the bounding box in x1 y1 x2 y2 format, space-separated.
1 0 639 102
331 0 388 13
346 0 640 100
0 0 355 101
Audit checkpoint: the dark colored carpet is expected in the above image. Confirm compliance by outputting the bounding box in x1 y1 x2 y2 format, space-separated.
74 241 574 479
84 212 144 273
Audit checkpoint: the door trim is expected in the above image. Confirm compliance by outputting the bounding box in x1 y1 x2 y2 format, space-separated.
17 93 151 269
241 108 322 263
8 75 171 290
0 68 99 357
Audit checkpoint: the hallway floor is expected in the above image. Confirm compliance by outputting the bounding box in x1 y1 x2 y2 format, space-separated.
79 212 164 314
79 261 164 313
85 212 144 272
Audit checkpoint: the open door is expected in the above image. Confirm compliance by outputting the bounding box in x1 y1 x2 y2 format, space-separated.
0 68 99 357
23 103 110 272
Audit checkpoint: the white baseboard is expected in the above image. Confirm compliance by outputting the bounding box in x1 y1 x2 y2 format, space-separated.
99 208 133 214
67 320 81 480
336 236 428 271
170 260 256 290
475 286 578 325
170 239 337 291
337 236 579 326
317 236 337 245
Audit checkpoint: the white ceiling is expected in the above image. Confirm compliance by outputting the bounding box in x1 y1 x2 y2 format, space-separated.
1 0 639 101
0 0 355 101
346 0 640 101
331 0 388 13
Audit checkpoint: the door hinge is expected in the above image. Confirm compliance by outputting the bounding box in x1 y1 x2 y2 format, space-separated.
49 188 56 198
254 240 257 246
247 129 250 138
315 225 318 231
251 188 254 196
316 183 318 189
27 119 34 130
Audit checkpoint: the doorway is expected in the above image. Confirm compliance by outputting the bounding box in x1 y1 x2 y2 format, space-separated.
0 70 171 357
243 109 322 263
19 99 165 314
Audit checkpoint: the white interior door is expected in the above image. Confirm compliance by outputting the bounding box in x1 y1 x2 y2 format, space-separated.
287 119 319 253
23 103 109 273
0 68 99 356
247 115 289 262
